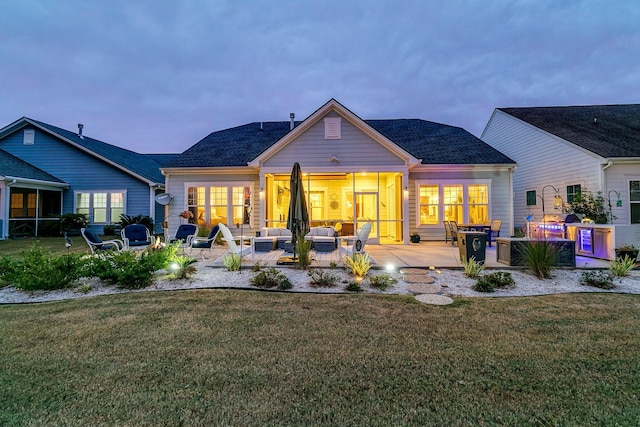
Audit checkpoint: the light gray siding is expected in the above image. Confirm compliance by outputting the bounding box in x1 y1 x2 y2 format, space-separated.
408 169 512 240
604 163 640 225
264 114 405 168
165 172 260 237
482 111 603 228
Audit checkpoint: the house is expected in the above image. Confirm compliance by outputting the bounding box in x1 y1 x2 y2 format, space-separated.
0 117 172 239
161 99 516 244
481 104 640 245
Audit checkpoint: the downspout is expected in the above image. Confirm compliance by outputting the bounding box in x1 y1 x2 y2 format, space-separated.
508 166 517 237
601 160 614 193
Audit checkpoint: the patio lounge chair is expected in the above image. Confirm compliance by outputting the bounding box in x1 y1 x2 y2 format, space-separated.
189 225 220 249
490 219 502 239
339 222 374 262
81 228 124 254
443 220 452 243
121 224 155 250
168 224 199 247
217 223 253 261
447 221 459 246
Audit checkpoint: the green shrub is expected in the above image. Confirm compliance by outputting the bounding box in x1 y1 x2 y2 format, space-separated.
222 254 241 271
344 281 363 292
518 241 558 279
580 270 615 289
83 247 168 289
296 238 312 270
567 190 610 224
368 273 397 291
473 271 515 293
250 267 292 290
0 243 85 291
462 256 484 278
473 277 495 293
77 284 92 294
343 252 373 277
609 255 637 277
59 213 89 233
308 269 339 288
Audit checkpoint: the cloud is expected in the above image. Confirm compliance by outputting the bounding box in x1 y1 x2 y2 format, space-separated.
1 0 639 152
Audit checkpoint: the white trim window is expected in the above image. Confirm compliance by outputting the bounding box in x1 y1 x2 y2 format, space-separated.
418 185 439 225
416 180 490 226
186 183 253 227
630 180 640 224
75 191 126 223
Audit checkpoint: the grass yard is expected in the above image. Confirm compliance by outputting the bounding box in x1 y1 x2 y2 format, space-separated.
1 291 640 426
0 236 90 258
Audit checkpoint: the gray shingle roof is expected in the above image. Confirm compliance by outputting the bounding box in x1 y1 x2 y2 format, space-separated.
0 148 66 183
166 119 515 168
366 119 514 164
499 104 640 158
31 119 167 183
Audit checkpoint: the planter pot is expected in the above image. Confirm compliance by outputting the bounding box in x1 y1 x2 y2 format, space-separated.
410 235 421 243
615 249 639 261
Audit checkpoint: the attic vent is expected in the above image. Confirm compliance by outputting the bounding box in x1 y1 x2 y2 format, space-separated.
324 117 341 139
23 129 35 145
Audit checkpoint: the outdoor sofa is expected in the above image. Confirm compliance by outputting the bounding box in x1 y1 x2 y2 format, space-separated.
253 227 292 252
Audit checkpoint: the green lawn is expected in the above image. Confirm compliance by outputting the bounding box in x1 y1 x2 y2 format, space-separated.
1 291 639 426
0 236 90 258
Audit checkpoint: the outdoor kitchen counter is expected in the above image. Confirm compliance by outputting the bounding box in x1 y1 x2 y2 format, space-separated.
566 224 614 260
496 237 576 267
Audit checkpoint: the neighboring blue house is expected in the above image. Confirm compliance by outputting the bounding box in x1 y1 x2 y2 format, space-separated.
0 117 172 239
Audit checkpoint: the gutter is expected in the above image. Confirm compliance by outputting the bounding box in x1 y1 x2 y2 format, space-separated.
4 176 69 189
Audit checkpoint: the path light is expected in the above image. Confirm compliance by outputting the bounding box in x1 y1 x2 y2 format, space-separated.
385 264 395 272
169 262 180 272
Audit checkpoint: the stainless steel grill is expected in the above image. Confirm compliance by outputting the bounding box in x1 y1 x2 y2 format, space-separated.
535 213 582 239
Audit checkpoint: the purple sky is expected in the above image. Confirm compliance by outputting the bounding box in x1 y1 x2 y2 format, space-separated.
1 1 638 153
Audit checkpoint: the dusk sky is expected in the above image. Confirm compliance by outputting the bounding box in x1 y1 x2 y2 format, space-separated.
1 1 638 153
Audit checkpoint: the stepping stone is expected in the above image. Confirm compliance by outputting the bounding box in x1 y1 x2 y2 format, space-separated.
415 294 454 305
407 283 441 294
399 268 429 275
403 275 436 284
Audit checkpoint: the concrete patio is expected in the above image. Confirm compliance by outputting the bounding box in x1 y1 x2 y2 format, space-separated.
201 241 611 269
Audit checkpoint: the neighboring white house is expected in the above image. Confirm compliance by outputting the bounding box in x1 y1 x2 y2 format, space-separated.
481 104 640 246
161 99 516 244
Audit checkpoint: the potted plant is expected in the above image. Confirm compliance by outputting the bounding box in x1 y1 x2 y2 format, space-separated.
410 232 421 243
614 244 639 262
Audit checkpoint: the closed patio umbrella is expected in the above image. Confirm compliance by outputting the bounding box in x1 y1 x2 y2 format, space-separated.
286 162 310 259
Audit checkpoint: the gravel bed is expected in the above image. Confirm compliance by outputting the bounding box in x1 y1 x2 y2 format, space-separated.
1 263 639 304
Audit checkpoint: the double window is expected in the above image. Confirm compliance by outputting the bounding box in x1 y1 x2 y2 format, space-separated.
417 181 489 225
75 191 125 223
186 184 252 227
